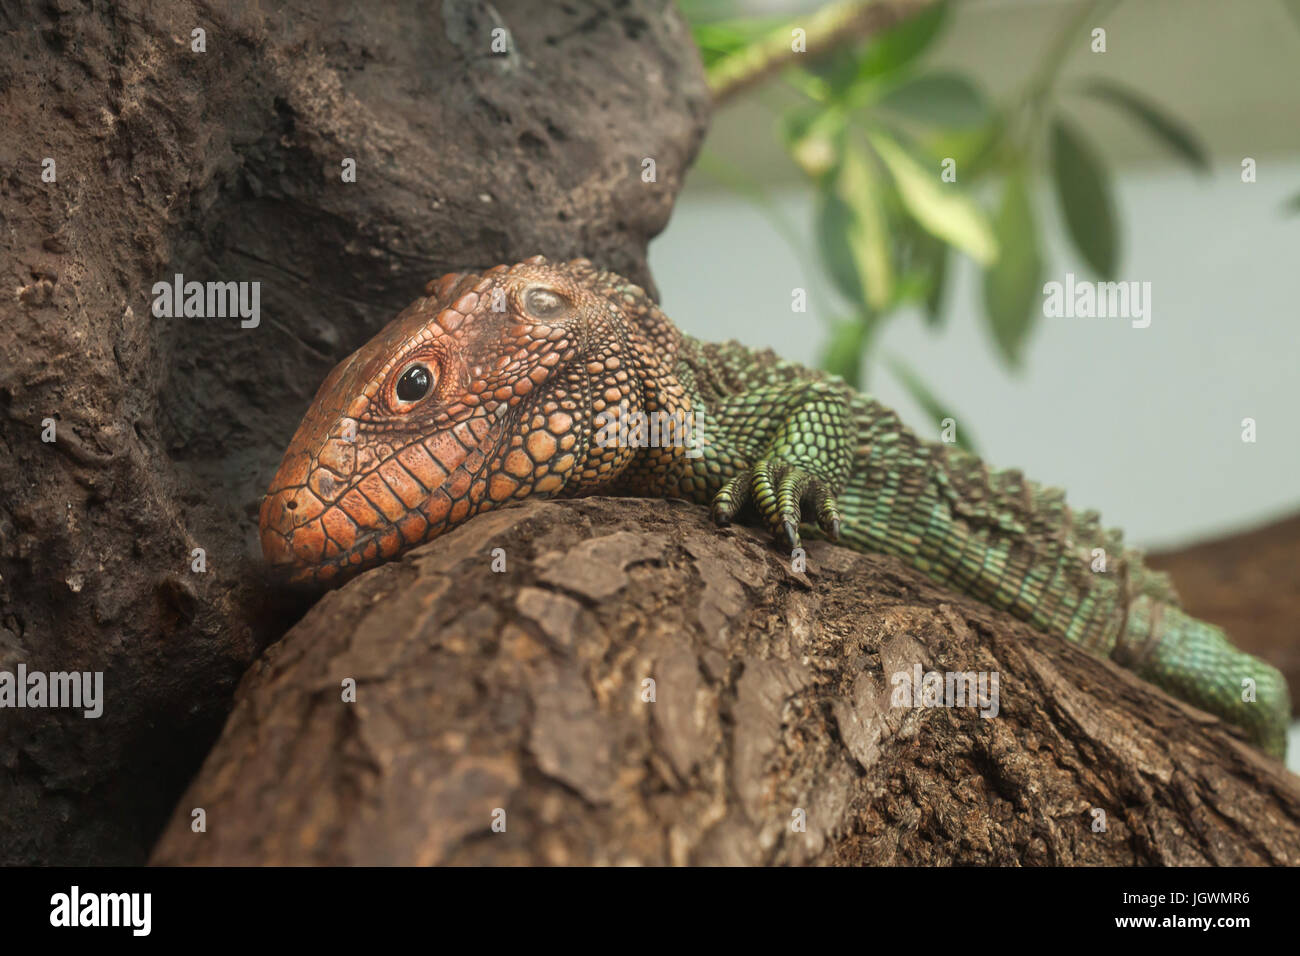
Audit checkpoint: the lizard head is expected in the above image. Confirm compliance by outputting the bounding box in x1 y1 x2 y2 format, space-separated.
259 255 649 585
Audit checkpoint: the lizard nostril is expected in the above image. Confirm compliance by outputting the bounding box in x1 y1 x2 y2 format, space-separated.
286 500 297 511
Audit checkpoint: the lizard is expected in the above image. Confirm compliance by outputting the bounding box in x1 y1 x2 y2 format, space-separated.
259 255 1292 758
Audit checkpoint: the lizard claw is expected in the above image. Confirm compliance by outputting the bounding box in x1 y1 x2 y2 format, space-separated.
709 460 843 552
711 471 753 527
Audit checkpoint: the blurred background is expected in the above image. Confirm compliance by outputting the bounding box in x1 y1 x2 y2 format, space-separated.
653 0 1300 764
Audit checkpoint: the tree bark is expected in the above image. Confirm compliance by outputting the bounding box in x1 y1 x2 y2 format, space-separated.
0 0 708 865
151 497 1300 866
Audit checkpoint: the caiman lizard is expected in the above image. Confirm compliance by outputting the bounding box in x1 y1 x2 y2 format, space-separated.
259 256 1291 757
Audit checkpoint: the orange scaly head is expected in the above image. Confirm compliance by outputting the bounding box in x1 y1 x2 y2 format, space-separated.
259 255 665 586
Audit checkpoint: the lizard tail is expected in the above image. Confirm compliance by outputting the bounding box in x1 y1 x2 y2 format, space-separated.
1117 597 1291 759
838 406 1291 758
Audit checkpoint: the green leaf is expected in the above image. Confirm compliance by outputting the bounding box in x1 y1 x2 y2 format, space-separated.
799 48 861 100
838 148 895 309
815 192 864 303
867 129 998 265
1078 79 1209 172
779 105 843 181
877 72 989 128
892 229 949 324
928 114 1008 182
885 356 977 453
889 267 933 305
856 1 950 81
817 148 895 310
982 171 1043 367
784 66 833 104
923 239 949 327
1049 117 1118 278
1283 190 1300 216
689 17 787 69
821 316 872 389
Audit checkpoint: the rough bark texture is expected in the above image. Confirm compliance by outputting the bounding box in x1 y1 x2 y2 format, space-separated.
1150 513 1300 709
151 498 1300 866
0 0 708 865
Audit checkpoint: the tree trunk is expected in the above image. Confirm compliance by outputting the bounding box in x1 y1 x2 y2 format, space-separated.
0 0 708 865
151 498 1300 866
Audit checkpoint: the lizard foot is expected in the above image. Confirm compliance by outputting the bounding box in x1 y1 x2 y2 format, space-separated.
710 461 841 549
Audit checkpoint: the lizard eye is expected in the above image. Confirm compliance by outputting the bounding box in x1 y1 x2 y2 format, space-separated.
523 286 568 319
395 363 433 403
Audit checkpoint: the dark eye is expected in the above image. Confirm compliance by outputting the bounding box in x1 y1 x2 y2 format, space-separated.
524 286 568 319
395 363 432 403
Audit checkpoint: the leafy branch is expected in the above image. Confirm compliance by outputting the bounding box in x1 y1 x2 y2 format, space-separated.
682 0 1211 446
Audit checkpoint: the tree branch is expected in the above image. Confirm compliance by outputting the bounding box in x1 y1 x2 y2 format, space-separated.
708 0 940 107
152 498 1300 866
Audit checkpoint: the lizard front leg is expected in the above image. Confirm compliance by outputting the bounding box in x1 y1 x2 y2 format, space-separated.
705 381 855 549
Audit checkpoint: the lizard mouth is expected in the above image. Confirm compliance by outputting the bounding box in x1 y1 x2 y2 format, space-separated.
260 411 510 586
